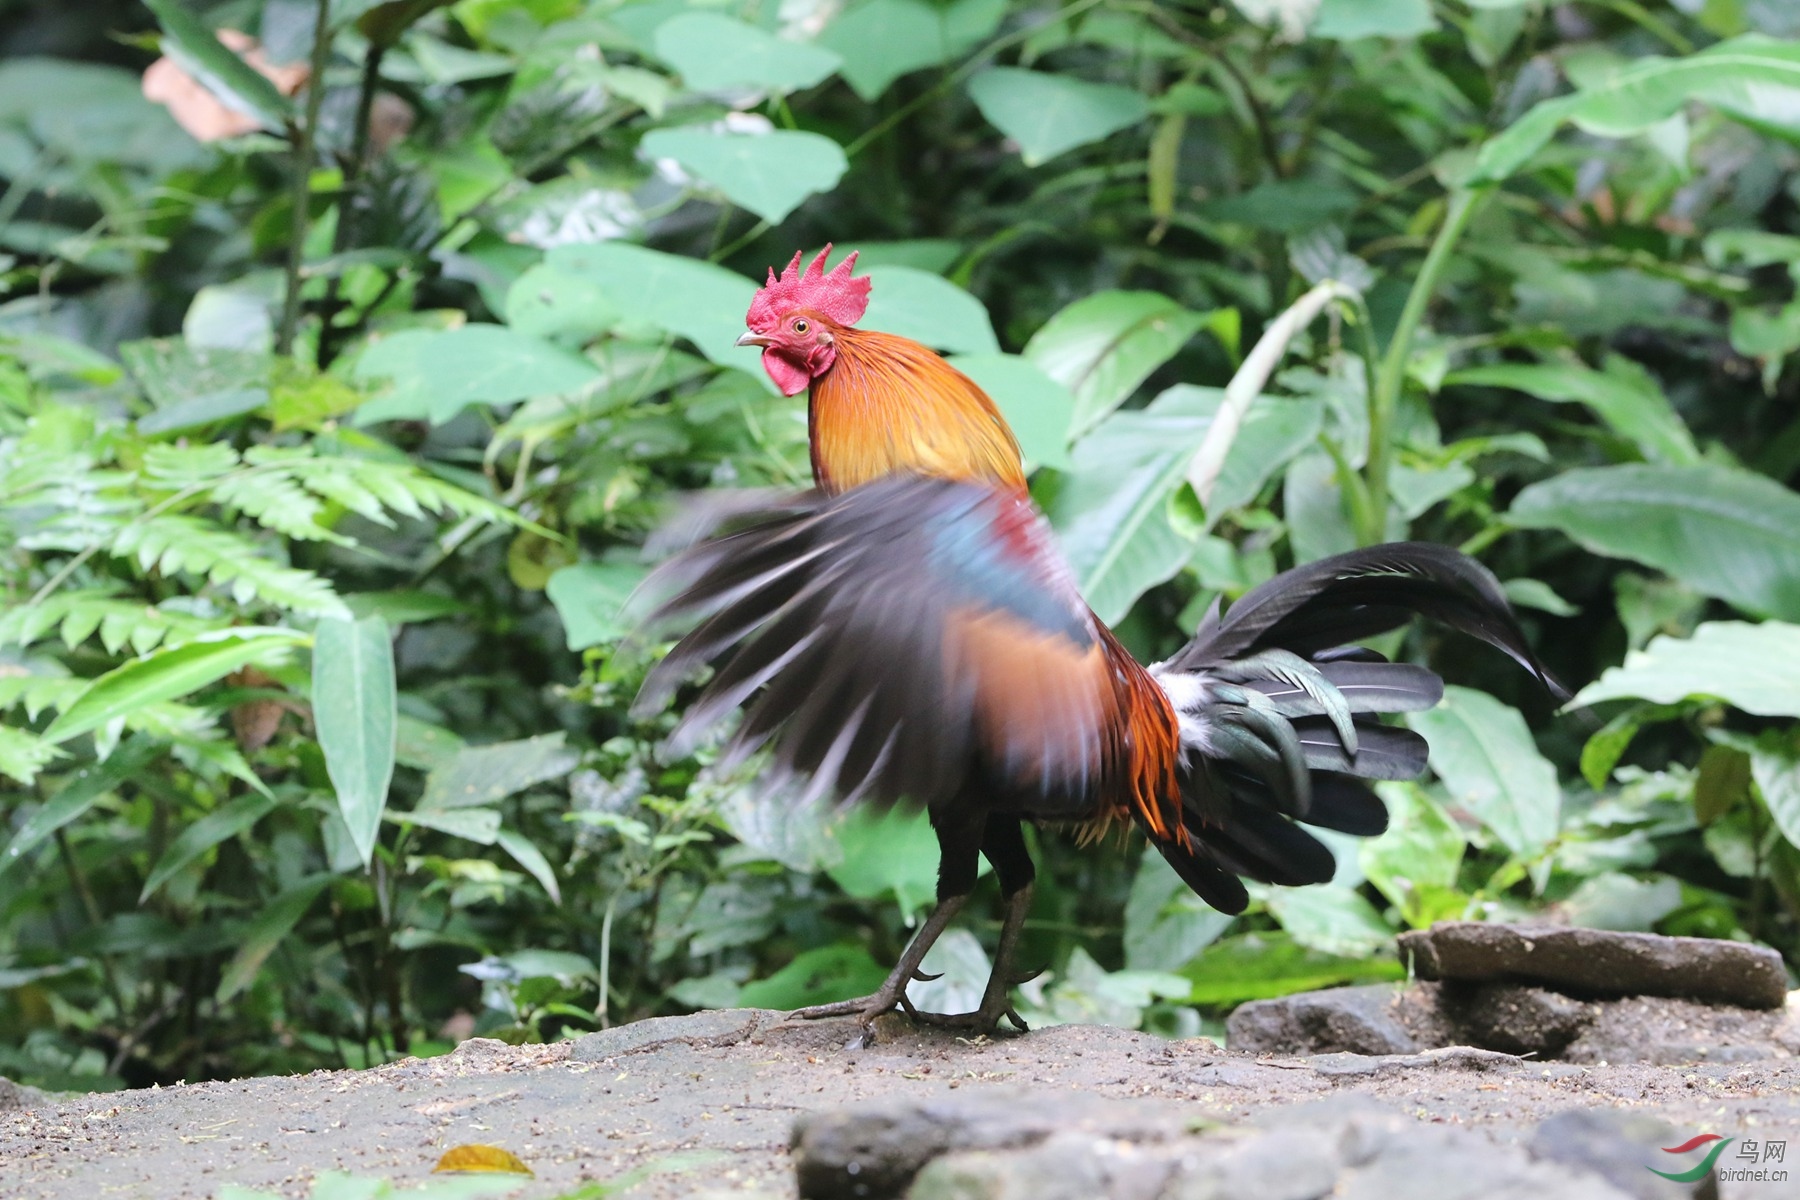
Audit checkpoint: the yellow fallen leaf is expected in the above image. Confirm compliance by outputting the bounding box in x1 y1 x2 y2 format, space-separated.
432 1143 534 1176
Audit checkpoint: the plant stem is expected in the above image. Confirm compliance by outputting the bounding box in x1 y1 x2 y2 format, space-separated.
1364 186 1491 545
317 43 387 368
276 0 334 357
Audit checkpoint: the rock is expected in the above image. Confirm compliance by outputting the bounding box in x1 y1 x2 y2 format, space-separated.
1302 1046 1523 1077
791 1090 1193 1200
1227 984 1440 1056
1397 923 1788 1009
0 1077 46 1111
1562 995 1794 1065
569 1007 770 1061
1158 1128 1339 1200
1529 1110 1718 1200
1436 982 1594 1057
908 1131 1176 1200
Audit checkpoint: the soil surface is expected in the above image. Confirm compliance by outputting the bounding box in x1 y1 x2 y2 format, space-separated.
3 1008 1798 1199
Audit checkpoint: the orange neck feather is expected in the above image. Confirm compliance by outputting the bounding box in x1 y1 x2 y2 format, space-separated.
809 327 1026 496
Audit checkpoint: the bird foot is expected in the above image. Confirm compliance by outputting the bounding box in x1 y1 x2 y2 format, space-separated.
909 1002 1030 1036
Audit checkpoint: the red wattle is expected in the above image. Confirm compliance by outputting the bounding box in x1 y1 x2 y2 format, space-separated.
763 350 812 397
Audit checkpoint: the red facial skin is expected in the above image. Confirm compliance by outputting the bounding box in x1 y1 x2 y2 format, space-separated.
737 310 839 396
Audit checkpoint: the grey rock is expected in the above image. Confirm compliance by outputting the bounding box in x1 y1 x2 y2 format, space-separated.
792 1089 1193 1200
0 1077 46 1111
1227 984 1426 1056
569 1007 770 1061
1436 981 1595 1056
1337 1126 1636 1200
1397 923 1788 1009
1303 1046 1523 1077
1159 1128 1338 1200
1530 1110 1718 1200
908 1132 1176 1200
1561 995 1793 1066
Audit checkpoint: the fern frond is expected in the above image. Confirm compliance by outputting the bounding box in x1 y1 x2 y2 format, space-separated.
211 470 348 544
111 516 348 616
0 725 60 784
141 443 240 490
0 588 227 654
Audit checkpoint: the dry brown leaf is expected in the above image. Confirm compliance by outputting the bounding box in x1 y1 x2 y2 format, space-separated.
432 1143 534 1176
142 30 308 143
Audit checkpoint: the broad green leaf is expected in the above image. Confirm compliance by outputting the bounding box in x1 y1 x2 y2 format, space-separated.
140 792 280 900
967 68 1149 166
503 263 619 341
1408 686 1561 861
1261 885 1395 957
861 266 999 354
144 0 292 131
1750 729 1800 849
353 325 601 425
1312 0 1437 39
949 353 1074 470
640 127 847 225
1024 291 1218 437
43 628 304 744
546 561 650 650
1360 783 1467 924
545 243 756 370
1473 36 1800 183
391 805 502 844
497 829 561 904
1573 621 1800 717
0 739 159 881
1182 931 1404 1007
826 807 942 922
1048 387 1322 623
215 875 329 1002
1560 873 1684 932
737 943 888 1010
1447 357 1698 464
1123 849 1234 971
819 0 1007 101
652 14 840 93
1508 464 1800 621
421 734 579 810
312 616 396 867
1199 179 1359 234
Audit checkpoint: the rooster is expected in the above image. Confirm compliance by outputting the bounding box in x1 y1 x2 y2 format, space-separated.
635 247 1560 1037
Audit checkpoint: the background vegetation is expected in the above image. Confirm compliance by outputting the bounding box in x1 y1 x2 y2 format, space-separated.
4 0 1800 1092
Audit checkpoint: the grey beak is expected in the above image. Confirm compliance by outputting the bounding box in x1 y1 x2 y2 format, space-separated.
736 331 774 348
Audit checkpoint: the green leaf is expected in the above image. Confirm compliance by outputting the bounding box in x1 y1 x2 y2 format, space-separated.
391 805 501 844
737 943 888 1010
357 0 458 49
43 628 305 745
1750 729 1800 849
140 792 280 901
1123 848 1234 971
967 68 1149 166
1048 387 1322 623
497 829 561 904
312 616 396 868
640 127 847 225
144 0 293 131
652 13 840 93
1580 711 1642 789
546 561 650 650
1360 783 1466 924
1312 0 1438 40
1447 357 1698 464
544 243 756 370
826 807 942 922
1508 464 1800 621
353 325 601 425
1262 885 1395 957
1024 291 1217 437
1695 744 1752 824
1473 36 1800 183
1407 686 1562 860
421 734 579 810
1180 931 1404 1007
503 262 620 341
0 726 59 786
215 875 330 1002
819 0 1007 101
949 353 1074 470
861 266 999 354
1574 621 1800 717
0 739 159 882
1503 577 1579 617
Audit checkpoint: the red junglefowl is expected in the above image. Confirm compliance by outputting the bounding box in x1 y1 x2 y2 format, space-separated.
633 247 1561 1039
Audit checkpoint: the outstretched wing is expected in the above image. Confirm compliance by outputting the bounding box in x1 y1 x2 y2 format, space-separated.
632 475 1116 814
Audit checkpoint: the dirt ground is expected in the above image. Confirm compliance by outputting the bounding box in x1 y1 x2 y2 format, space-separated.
3 1008 1798 1199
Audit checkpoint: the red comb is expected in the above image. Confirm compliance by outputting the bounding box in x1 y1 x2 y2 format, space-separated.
746 243 871 330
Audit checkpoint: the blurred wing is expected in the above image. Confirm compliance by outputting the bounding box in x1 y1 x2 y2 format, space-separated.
633 475 1111 813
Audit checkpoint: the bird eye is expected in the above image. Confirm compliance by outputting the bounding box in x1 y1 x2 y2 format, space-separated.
793 319 810 334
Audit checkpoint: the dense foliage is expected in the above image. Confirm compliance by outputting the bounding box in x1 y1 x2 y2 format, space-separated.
4 0 1800 1092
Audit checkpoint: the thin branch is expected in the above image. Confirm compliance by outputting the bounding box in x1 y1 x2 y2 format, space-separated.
276 0 334 357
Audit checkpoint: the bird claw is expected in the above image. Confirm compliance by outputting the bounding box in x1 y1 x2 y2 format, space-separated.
911 969 944 983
